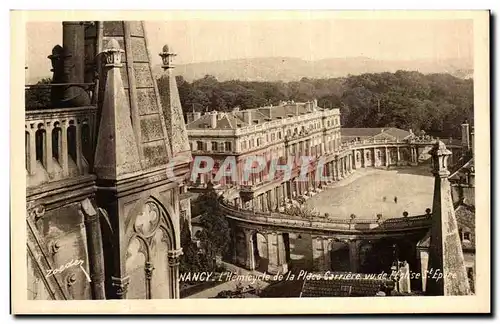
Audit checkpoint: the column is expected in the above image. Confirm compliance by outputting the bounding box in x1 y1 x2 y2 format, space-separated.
385 147 390 167
275 187 281 208
75 120 83 173
28 128 36 175
261 194 267 212
144 261 154 299
323 239 331 271
168 249 182 299
267 232 280 274
312 236 326 271
348 239 360 273
336 159 341 180
397 146 401 164
44 123 54 175
60 121 69 176
244 230 256 270
362 148 366 167
81 200 106 299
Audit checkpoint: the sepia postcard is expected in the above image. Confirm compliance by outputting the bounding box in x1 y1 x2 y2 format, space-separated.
11 10 490 314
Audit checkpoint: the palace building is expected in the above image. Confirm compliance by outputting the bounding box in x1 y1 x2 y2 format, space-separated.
25 21 191 300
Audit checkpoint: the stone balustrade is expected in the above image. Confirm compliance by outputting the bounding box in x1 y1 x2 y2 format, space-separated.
220 201 432 234
25 106 96 188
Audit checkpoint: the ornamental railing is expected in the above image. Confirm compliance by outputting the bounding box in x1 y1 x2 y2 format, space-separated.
219 200 432 233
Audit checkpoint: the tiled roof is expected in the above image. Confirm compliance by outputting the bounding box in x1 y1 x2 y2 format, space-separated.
417 204 475 251
186 112 247 130
187 102 319 130
300 273 395 297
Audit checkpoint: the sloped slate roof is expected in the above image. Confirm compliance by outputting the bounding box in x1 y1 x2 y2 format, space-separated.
418 204 475 251
187 113 247 130
341 127 411 140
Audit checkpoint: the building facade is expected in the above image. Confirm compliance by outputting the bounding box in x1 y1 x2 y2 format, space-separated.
26 21 191 300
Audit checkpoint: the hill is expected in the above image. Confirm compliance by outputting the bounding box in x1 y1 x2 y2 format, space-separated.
154 56 473 82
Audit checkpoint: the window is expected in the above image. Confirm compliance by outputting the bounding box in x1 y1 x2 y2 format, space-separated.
211 142 218 151
225 142 232 152
463 232 471 241
196 141 203 151
256 138 261 146
278 132 282 139
271 133 276 141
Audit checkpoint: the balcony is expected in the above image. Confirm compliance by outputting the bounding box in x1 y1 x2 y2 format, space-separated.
25 83 97 189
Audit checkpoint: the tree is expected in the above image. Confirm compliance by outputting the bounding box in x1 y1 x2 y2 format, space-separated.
196 189 231 271
179 218 205 277
25 77 52 109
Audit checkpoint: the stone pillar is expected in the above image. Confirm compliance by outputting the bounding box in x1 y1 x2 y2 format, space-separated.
75 120 83 173
362 148 366 167
312 237 331 271
28 129 36 175
81 199 106 299
144 261 154 299
397 146 401 164
60 121 69 175
348 239 360 273
385 147 390 167
244 230 256 270
426 141 471 296
267 232 287 274
336 159 341 180
168 249 182 299
44 123 54 174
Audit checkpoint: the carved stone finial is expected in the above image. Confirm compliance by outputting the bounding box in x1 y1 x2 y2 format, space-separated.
430 140 452 177
104 39 124 68
159 43 177 70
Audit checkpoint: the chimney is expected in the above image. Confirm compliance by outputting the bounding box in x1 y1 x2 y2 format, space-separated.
50 21 90 107
243 110 252 125
210 111 217 128
461 120 470 150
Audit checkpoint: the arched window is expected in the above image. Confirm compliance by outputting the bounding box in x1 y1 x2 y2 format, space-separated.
35 124 46 166
52 122 62 163
67 121 77 162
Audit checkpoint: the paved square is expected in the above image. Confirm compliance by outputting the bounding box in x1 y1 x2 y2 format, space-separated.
305 166 434 220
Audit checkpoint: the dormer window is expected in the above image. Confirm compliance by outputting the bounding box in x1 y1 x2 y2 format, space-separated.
253 120 259 124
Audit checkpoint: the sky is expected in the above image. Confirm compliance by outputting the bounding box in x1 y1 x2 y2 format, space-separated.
25 18 473 81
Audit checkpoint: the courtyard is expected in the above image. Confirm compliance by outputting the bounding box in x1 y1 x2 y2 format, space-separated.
304 165 435 220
